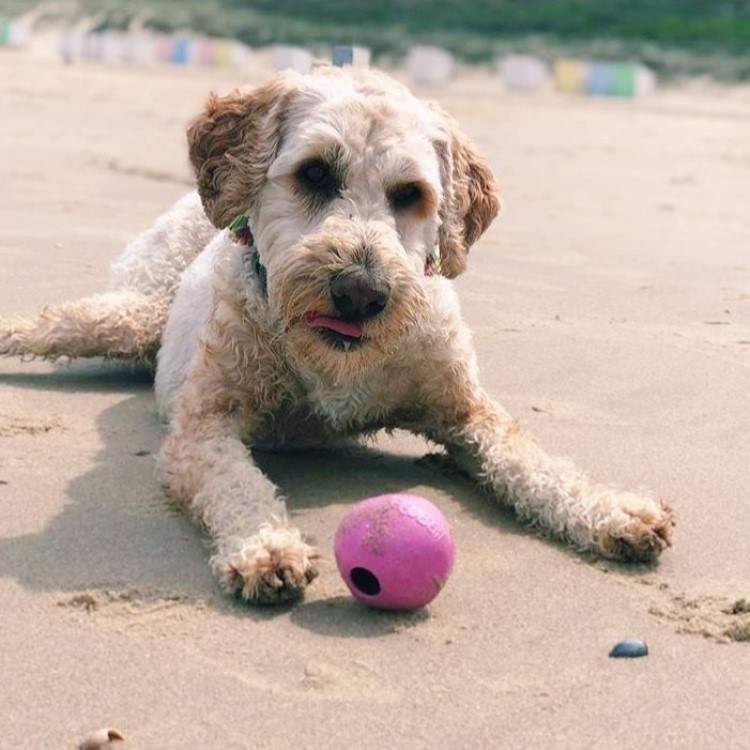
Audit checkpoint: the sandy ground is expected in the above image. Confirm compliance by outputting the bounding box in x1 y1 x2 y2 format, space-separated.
1 50 749 750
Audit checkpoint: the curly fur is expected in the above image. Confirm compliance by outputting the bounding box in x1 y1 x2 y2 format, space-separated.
0 64 673 604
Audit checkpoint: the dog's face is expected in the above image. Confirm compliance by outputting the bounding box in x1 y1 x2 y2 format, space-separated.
187 66 499 381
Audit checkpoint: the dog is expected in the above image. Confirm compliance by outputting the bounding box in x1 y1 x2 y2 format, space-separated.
0 64 674 603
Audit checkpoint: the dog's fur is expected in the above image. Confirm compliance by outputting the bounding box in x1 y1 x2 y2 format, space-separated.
0 65 674 603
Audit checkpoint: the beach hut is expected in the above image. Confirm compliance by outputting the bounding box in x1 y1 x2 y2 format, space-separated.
128 32 157 66
155 35 173 63
0 19 30 48
231 41 252 69
500 55 550 92
553 58 587 93
59 31 82 62
332 45 370 68
274 45 313 73
634 65 657 95
197 38 217 66
81 32 104 61
215 39 235 67
586 61 616 95
407 45 455 86
101 31 129 64
171 38 191 65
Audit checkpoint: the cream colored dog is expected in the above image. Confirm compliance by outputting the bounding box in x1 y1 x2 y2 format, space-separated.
0 65 674 603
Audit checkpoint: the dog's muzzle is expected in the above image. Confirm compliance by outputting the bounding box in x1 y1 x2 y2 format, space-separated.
302 268 391 350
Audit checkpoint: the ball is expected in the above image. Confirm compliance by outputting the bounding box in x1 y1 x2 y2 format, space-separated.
334 493 455 610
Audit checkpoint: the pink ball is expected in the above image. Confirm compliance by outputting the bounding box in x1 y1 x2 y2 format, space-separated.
334 494 456 610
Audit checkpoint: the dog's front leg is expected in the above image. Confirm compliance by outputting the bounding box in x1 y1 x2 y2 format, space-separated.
424 389 674 562
159 396 319 604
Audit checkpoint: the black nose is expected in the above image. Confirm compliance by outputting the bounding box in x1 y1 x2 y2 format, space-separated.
330 270 390 321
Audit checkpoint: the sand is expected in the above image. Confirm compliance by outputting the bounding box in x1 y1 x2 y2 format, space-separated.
0 50 749 750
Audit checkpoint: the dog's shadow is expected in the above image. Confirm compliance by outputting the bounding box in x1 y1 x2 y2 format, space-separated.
0 361 531 636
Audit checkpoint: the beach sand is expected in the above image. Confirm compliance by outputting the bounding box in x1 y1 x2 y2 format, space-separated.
1 51 749 749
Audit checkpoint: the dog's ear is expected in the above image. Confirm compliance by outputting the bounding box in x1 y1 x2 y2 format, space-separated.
187 74 298 228
433 114 500 278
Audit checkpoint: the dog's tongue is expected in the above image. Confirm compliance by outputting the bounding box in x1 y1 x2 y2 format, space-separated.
304 312 363 338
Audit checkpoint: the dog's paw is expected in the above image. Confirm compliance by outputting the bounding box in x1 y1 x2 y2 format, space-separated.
0 320 27 358
596 493 675 563
214 524 320 604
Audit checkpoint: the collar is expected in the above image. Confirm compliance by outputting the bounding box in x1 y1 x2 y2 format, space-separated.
230 214 267 296
425 244 441 276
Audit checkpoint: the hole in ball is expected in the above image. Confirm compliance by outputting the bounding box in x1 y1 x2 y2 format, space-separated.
350 567 381 596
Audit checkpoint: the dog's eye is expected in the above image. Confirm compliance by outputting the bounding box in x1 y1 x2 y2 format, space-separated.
303 162 327 184
388 182 423 211
295 159 340 201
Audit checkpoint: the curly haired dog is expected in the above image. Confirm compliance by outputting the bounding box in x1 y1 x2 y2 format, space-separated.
0 65 674 603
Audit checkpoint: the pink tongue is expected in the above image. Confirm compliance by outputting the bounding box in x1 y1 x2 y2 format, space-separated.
304 312 364 338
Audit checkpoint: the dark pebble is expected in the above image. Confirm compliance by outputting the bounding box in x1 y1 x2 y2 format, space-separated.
609 638 648 658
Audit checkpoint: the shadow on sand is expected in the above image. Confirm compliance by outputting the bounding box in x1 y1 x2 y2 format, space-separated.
0 360 551 634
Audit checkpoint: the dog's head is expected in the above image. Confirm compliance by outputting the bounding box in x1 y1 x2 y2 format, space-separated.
187 65 499 379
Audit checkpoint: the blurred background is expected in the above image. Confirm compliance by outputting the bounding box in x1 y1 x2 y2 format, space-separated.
0 0 749 86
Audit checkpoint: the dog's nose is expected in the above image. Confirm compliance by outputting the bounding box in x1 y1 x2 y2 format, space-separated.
330 270 390 321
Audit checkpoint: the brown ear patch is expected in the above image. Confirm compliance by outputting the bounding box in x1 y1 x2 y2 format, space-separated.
433 112 500 278
452 133 500 248
186 75 298 228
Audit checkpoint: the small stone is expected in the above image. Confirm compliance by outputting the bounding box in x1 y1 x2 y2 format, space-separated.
78 728 125 750
609 638 648 658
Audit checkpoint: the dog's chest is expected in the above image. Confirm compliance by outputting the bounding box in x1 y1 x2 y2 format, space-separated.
304 368 413 432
